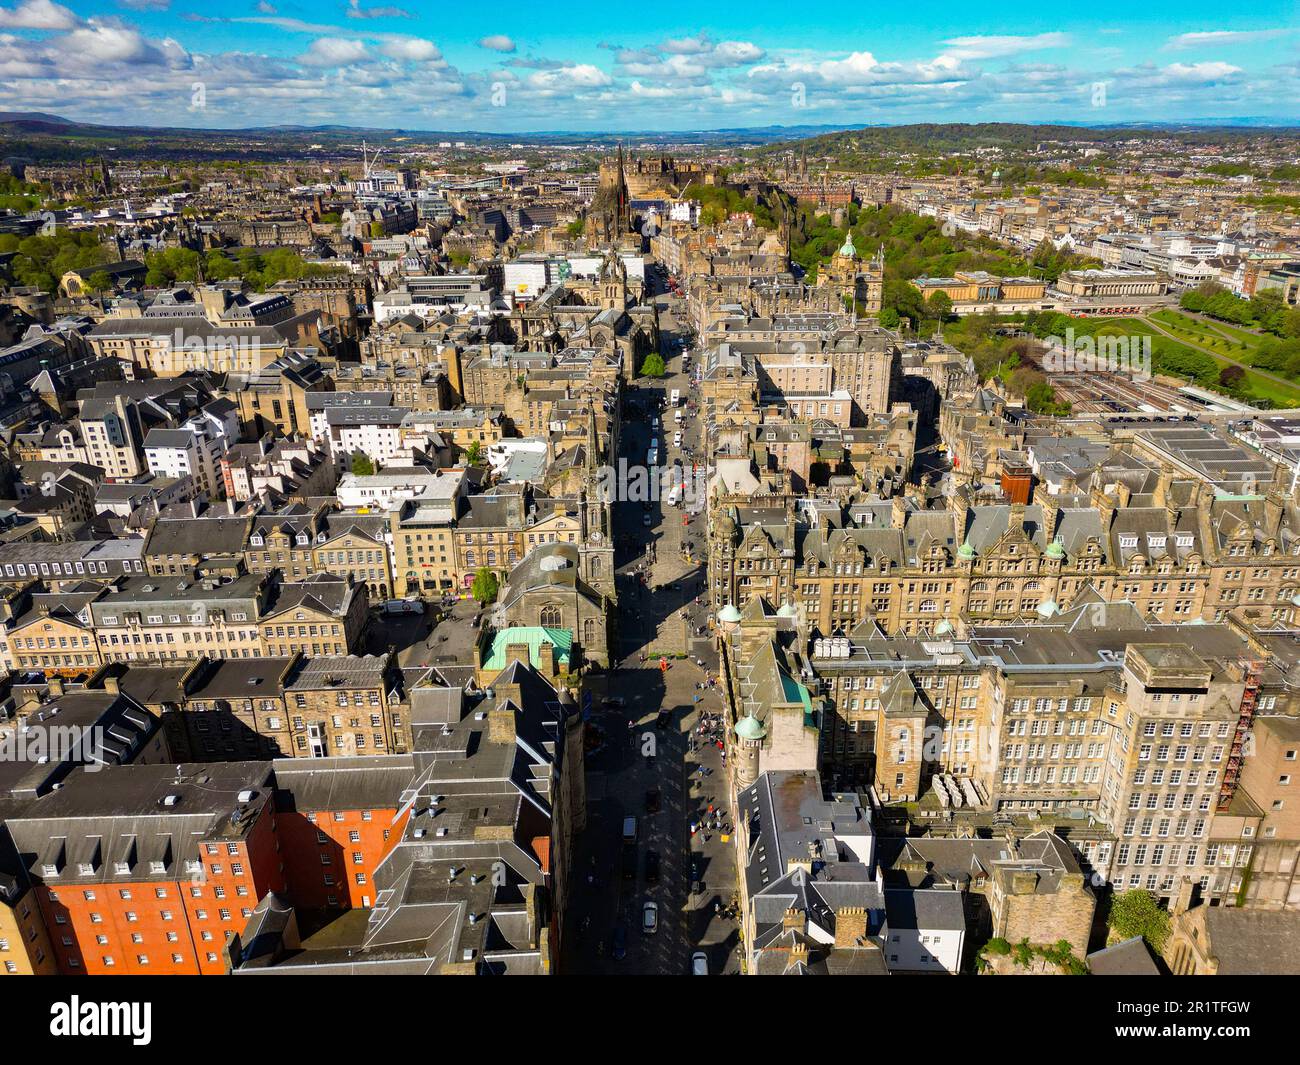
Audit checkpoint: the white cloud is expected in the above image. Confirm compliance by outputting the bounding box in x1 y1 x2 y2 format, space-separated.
377 36 439 62
0 0 80 31
1165 30 1290 49
940 33 1071 60
528 63 611 90
345 0 411 19
477 34 515 53
65 22 168 64
1162 61 1243 81
298 36 369 66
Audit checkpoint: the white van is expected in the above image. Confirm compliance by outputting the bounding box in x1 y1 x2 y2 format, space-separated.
669 389 680 406
673 431 682 448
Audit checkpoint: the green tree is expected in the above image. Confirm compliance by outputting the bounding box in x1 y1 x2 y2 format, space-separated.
1108 889 1171 952
879 306 901 330
350 452 375 476
465 440 483 466
927 291 953 321
639 352 666 378
471 567 499 605
86 270 113 310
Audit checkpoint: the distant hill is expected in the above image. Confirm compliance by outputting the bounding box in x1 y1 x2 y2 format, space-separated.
760 121 1300 157
1 113 1296 165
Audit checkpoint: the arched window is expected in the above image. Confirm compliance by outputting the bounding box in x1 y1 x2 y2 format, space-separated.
583 617 599 650
540 605 562 628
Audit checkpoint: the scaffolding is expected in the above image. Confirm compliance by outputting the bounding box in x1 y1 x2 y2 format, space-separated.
1218 658 1262 812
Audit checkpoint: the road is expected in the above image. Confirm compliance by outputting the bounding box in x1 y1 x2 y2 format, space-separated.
561 275 741 975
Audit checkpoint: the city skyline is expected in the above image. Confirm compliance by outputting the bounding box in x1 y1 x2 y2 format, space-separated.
0 0 1296 131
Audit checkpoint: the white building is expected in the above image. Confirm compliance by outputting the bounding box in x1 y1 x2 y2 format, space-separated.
880 889 966 974
334 465 467 512
326 406 410 469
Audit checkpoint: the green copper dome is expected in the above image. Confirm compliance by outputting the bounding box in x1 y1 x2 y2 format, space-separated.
777 602 797 617
735 713 766 740
837 232 857 258
717 604 741 624
957 541 976 561
1045 539 1065 559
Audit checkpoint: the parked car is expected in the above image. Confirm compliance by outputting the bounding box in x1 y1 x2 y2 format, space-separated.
691 951 709 976
612 924 628 960
645 789 661 813
642 901 659 934
645 850 660 883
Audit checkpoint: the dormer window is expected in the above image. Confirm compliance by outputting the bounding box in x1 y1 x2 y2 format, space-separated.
1149 536 1166 550
250 534 263 547
1119 536 1138 549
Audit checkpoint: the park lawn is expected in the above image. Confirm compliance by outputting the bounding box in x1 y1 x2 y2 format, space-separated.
1067 315 1300 408
1150 309 1259 361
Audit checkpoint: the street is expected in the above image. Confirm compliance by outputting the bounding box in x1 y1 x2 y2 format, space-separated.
561 283 742 975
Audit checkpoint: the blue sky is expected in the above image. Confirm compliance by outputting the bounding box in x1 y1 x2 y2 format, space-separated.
0 0 1296 130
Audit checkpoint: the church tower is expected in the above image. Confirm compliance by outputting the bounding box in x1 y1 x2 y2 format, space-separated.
580 406 616 603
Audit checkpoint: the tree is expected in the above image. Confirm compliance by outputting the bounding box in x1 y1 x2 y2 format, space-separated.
86 270 113 310
1108 889 1171 952
927 291 953 321
1219 365 1246 389
879 306 901 330
639 352 666 378
465 440 483 466
471 567 499 605
350 452 375 476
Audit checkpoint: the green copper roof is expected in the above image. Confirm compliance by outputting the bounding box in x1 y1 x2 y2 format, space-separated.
1045 539 1065 559
483 626 572 671
957 541 976 560
735 713 766 740
717 604 741 623
837 233 857 258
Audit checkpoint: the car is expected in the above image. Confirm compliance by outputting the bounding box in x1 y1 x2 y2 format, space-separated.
645 789 661 813
601 696 626 709
612 924 628 960
641 901 659 934
643 513 652 527
645 850 660 882
691 951 709 976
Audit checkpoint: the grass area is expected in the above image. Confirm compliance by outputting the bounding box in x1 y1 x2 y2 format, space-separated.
1150 309 1259 360
1050 314 1300 408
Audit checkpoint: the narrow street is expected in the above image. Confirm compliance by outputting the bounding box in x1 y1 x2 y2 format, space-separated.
561 276 742 975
